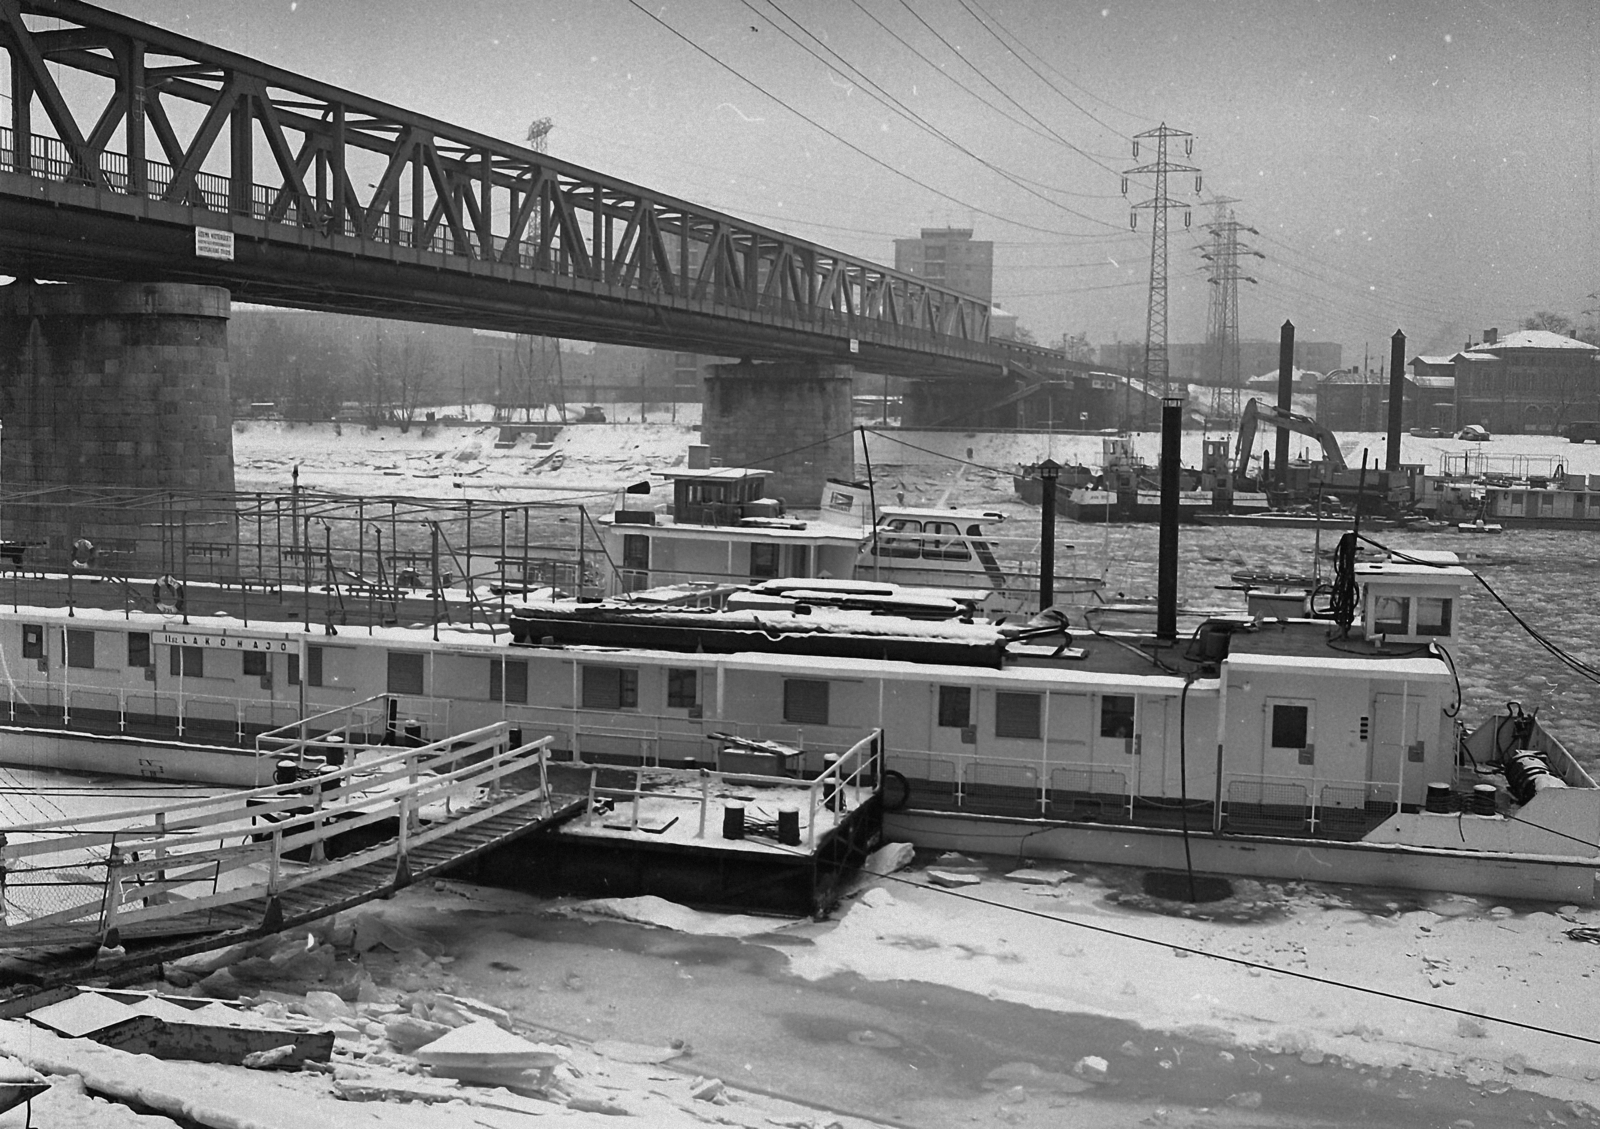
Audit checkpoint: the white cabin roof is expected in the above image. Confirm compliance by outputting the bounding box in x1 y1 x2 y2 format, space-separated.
658 467 771 482
878 507 1006 524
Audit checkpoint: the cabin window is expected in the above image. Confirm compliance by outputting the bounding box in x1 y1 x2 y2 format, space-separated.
749 542 780 580
242 651 268 678
995 692 1041 740
170 646 204 678
783 679 830 725
1100 694 1136 738
937 685 971 728
1415 596 1453 636
622 534 650 571
879 518 923 558
21 623 43 659
922 521 970 561
787 544 811 577
128 632 151 668
1372 595 1410 635
489 659 528 704
583 666 638 710
288 653 301 685
66 629 95 669
1270 703 1310 749
307 646 324 687
667 667 698 709
387 652 425 696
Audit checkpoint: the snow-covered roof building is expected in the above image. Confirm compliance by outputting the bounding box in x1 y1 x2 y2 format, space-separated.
1444 328 1600 434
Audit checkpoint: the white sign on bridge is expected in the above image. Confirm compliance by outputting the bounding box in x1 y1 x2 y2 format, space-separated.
194 225 235 261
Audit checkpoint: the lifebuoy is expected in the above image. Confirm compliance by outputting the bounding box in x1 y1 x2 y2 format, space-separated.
880 769 911 812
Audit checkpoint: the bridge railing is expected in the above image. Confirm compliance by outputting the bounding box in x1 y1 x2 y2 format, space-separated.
0 721 553 947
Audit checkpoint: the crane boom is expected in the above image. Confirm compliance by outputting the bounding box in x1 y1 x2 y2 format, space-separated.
1233 397 1348 478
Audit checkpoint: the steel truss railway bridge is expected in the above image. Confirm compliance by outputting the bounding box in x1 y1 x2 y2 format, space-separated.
0 0 1100 384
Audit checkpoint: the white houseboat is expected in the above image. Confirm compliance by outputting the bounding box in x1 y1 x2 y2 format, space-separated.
0 543 1593 904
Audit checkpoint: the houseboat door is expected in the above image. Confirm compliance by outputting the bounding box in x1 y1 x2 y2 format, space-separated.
1369 691 1421 806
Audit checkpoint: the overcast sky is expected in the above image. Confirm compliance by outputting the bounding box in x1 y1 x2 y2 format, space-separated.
105 0 1600 365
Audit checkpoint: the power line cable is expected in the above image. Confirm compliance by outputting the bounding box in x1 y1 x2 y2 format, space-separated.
748 0 1123 222
892 0 1125 175
963 0 1150 129
623 0 1117 240
840 0 1126 182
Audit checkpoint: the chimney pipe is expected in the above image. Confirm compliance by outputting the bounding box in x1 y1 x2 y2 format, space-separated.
1275 320 1294 489
1157 396 1183 643
1386 329 1406 472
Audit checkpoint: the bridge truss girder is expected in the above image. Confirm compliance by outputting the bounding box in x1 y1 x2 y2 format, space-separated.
0 0 1007 379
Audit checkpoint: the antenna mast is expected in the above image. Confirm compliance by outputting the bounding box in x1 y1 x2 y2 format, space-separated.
1124 124 1201 428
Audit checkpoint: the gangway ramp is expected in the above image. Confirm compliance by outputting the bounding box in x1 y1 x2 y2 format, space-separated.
0 721 581 998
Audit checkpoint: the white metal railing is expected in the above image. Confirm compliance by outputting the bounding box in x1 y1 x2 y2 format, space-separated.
580 729 881 849
0 722 552 946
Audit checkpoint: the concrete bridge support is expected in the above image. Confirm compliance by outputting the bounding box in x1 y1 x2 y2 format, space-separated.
0 281 237 569
701 360 856 505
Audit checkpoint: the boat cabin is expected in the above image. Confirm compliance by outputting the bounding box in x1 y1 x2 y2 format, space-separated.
599 467 866 596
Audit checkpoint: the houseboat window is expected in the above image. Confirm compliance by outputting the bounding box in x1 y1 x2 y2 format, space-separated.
969 530 1001 573
667 667 698 709
937 685 971 728
170 646 204 678
127 632 151 668
582 666 638 710
388 652 425 696
1100 695 1135 738
1372 595 1410 635
66 629 95 670
787 544 811 577
622 534 650 571
242 651 268 678
922 521 970 561
1415 596 1453 636
1270 703 1309 749
783 679 830 725
21 623 42 660
307 646 324 688
750 542 780 580
489 659 529 704
995 692 1041 739
879 519 923 558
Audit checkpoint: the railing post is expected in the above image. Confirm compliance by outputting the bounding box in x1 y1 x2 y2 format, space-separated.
631 766 643 831
0 831 8 927
584 766 598 826
395 793 412 887
698 769 709 839
309 770 329 864
100 844 124 947
149 812 169 906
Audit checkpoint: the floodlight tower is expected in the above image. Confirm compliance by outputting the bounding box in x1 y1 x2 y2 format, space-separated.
1200 198 1262 423
1125 124 1201 428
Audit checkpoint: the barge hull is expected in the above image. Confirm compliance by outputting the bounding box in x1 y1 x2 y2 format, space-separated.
885 809 1600 905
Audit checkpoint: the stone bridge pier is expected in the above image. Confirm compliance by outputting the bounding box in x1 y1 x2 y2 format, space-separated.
701 360 857 505
0 281 237 570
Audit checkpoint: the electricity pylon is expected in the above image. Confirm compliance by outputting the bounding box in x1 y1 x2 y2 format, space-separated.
1125 123 1201 428
1200 197 1262 423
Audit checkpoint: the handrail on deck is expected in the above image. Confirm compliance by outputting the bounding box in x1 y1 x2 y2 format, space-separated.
581 728 881 849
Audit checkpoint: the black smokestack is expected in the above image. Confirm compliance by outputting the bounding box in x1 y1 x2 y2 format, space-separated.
1038 458 1060 612
1386 329 1406 472
1275 320 1294 489
1158 396 1183 642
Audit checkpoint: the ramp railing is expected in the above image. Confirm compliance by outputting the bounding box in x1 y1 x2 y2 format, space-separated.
0 722 552 948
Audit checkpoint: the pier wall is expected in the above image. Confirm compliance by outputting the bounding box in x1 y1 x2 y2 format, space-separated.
701 361 856 503
0 282 237 567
